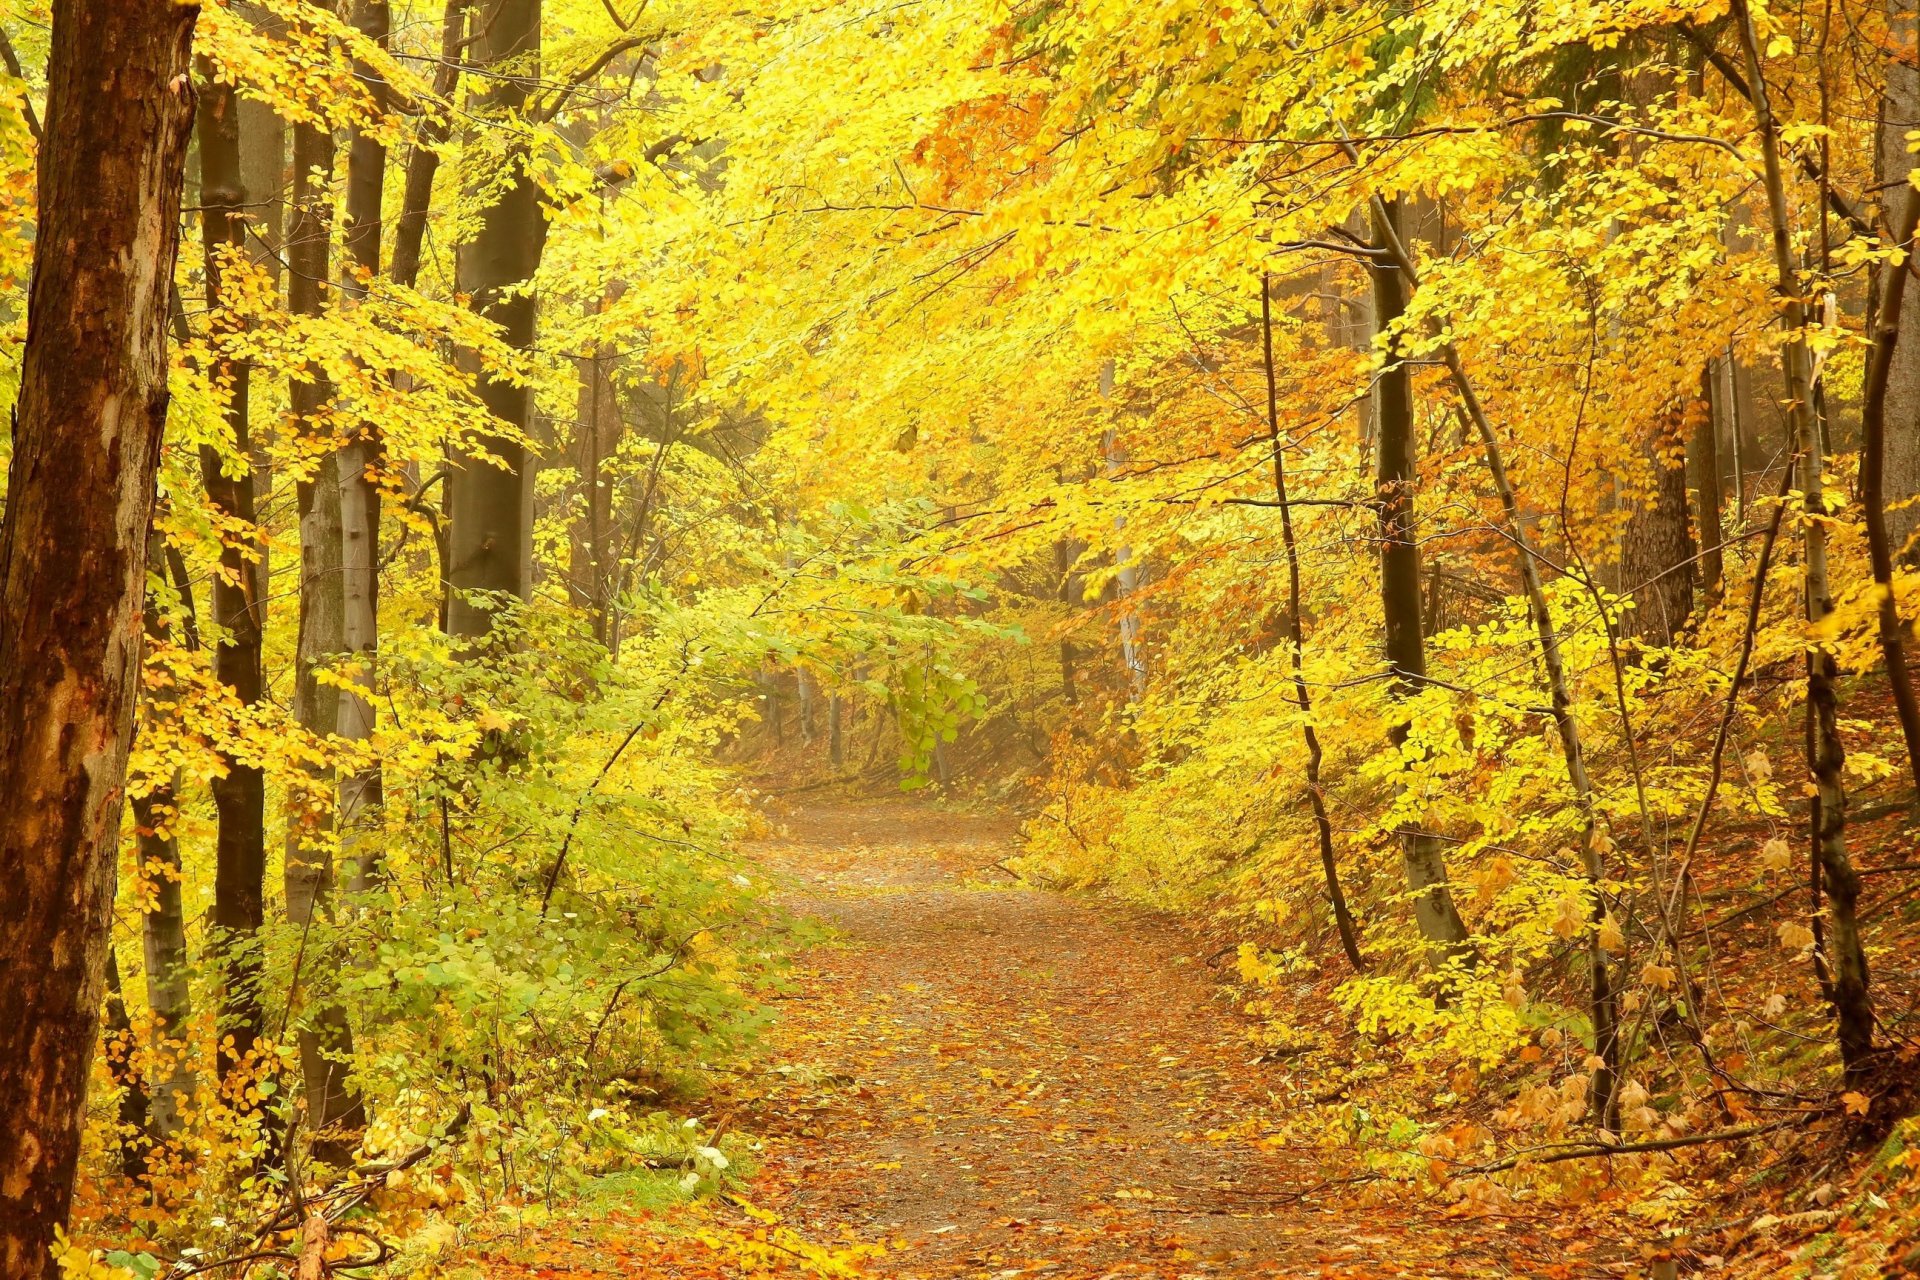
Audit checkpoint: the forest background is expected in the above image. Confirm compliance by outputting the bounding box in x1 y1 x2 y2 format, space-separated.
5 0 1920 1275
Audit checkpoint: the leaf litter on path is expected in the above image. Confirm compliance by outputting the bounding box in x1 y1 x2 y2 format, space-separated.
465 799 1625 1278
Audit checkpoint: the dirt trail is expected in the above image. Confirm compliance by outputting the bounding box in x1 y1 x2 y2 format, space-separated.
737 799 1612 1279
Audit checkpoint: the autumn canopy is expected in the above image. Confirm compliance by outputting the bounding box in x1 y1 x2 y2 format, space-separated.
2 0 1920 1275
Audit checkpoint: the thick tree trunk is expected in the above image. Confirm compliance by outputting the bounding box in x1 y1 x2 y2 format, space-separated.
0 0 197 1265
448 0 541 637
1882 0 1920 562
196 60 271 1095
338 0 389 892
1735 0 1874 1078
1369 199 1471 954
1620 405 1697 646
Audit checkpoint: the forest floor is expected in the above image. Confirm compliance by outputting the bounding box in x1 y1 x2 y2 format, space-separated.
464 798 1638 1279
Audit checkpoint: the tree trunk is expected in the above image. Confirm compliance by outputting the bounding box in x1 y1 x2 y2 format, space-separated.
1858 140 1920 806
1370 193 1622 1127
339 0 389 893
285 112 367 1154
0 0 197 1264
1694 368 1726 602
137 533 195 1143
829 694 845 767
1263 279 1365 971
569 327 622 643
388 0 469 292
1370 198 1472 954
447 0 541 637
195 55 272 1100
1882 0 1920 562
1620 404 1697 646
1734 0 1874 1078
101 949 151 1178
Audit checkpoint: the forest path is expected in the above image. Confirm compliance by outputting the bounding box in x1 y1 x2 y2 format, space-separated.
727 798 1610 1279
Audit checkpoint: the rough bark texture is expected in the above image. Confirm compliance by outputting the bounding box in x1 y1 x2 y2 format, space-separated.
0 0 198 1266
1370 199 1471 953
196 60 271 1093
1882 0 1920 562
1620 406 1697 646
448 0 541 636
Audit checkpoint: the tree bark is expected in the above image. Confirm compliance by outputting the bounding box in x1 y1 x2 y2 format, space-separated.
1369 198 1471 954
1620 404 1697 646
447 0 541 637
0 0 197 1264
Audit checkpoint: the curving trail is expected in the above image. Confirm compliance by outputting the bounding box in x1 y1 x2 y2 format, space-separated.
737 799 1616 1279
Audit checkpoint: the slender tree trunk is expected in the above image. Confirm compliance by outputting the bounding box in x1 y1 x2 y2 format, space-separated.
1620 404 1697 646
1101 421 1148 701
1368 200 1620 1125
137 534 195 1143
101 949 151 1178
1055 535 1083 707
196 55 271 1097
829 694 845 767
285 110 367 1153
448 0 541 637
569 321 623 643
1369 199 1471 954
1694 369 1726 601
339 0 389 892
1263 278 1365 971
1734 0 1874 1078
0 0 197 1264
